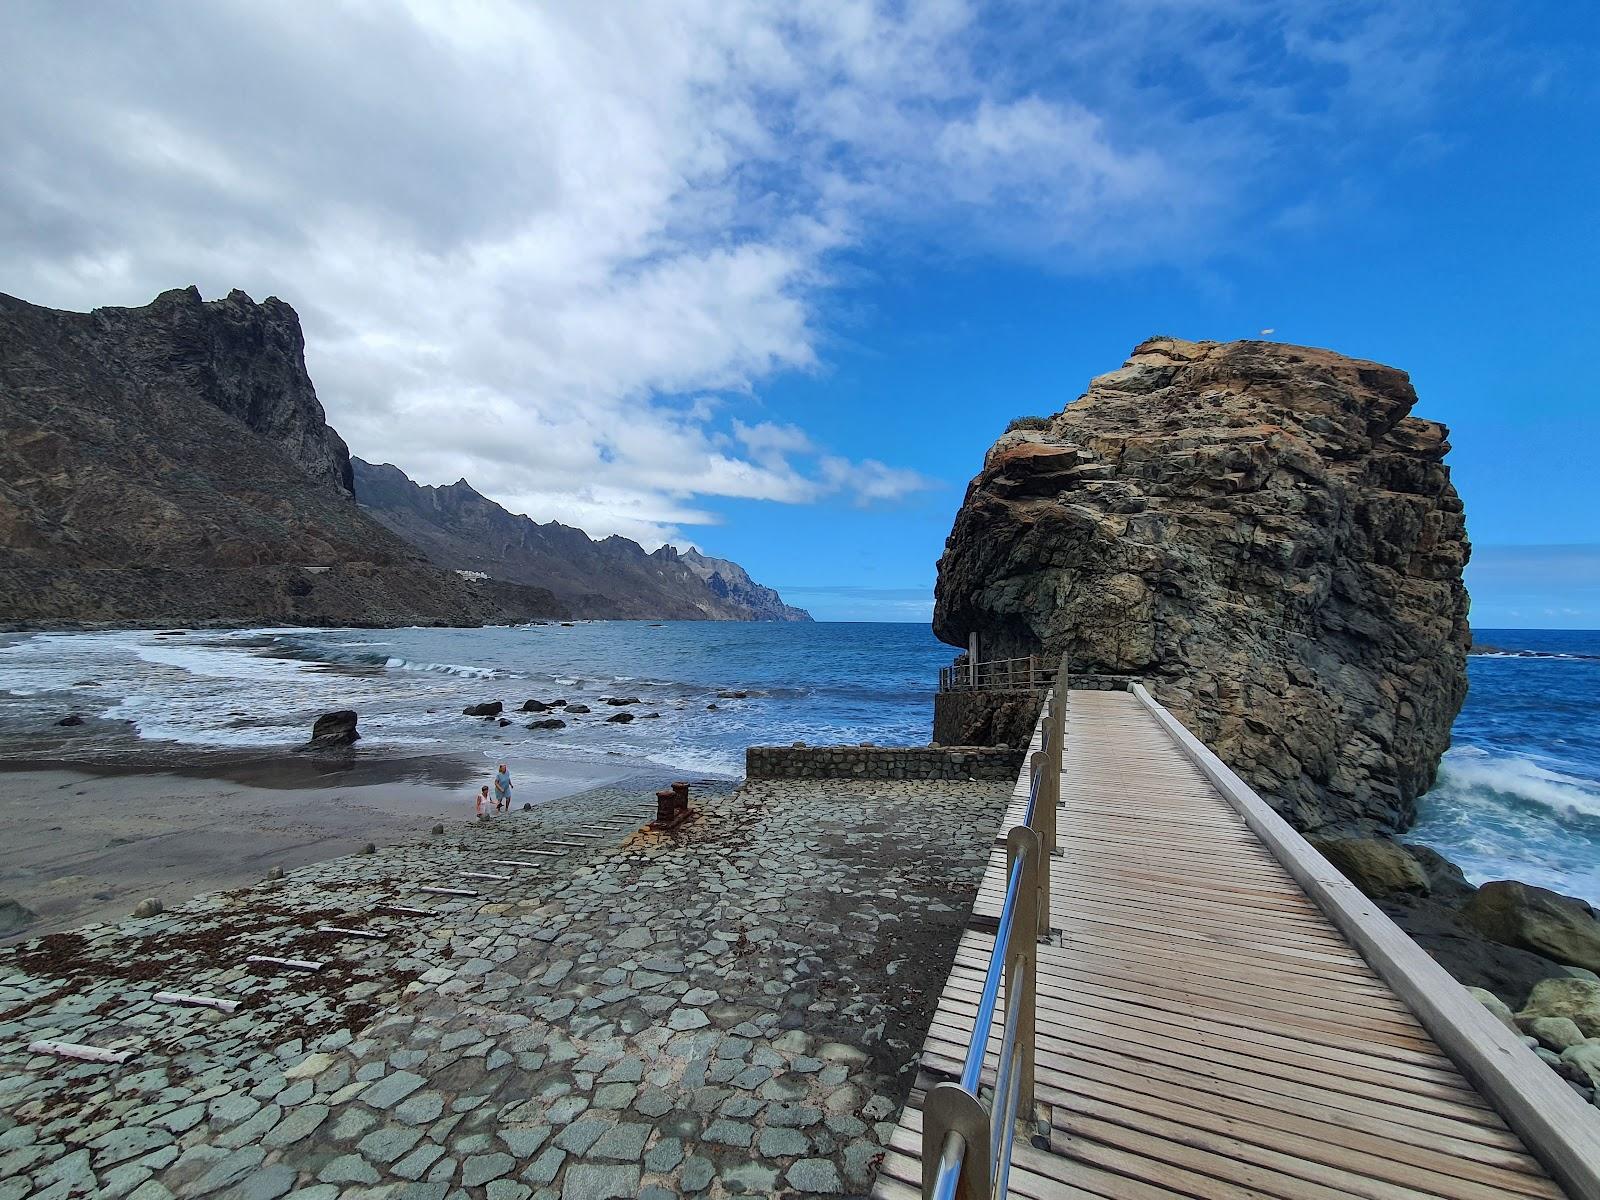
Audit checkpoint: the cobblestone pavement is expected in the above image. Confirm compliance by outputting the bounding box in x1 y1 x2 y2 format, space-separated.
0 776 1008 1198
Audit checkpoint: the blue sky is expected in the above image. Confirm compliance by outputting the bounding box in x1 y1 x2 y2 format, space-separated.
2 2 1595 625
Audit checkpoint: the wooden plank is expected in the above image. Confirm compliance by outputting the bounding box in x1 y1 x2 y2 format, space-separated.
27 1039 130 1064
246 955 323 973
316 926 388 941
1132 683 1600 1200
888 686 1576 1200
943 955 1447 1059
153 991 241 1013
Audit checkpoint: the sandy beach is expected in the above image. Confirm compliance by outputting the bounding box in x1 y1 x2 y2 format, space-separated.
0 750 643 941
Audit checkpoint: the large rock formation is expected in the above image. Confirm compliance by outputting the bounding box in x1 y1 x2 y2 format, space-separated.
934 336 1470 834
353 459 810 622
0 287 562 627
83 285 355 492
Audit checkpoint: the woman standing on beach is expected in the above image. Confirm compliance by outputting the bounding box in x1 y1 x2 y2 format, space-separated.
493 764 513 813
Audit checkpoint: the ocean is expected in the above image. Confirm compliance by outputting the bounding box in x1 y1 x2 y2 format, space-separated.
1 621 1595 902
1406 628 1600 905
0 622 954 779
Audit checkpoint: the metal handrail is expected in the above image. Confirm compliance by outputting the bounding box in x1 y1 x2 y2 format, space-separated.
923 664 1066 1199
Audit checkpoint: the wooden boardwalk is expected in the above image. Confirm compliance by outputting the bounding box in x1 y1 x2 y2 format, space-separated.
875 688 1587 1200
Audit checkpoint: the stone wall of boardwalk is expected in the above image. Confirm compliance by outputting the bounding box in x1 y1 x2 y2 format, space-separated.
745 745 1026 782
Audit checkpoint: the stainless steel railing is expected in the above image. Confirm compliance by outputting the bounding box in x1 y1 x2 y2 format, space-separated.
923 662 1066 1199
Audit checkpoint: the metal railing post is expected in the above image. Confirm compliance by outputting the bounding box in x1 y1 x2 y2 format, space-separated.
1005 826 1041 1115
1027 744 1051 933
922 1082 993 1200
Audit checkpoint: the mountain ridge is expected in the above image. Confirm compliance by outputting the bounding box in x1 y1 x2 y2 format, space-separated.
0 286 563 628
351 458 811 622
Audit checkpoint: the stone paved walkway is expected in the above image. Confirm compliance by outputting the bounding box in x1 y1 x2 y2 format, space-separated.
0 775 1008 1199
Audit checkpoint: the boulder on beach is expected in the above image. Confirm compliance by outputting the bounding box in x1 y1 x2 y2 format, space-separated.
1308 837 1429 898
521 699 552 712
1521 1015 1587 1052
529 718 566 730
1517 978 1600 1038
1466 987 1518 1032
307 709 360 749
131 897 163 918
565 704 591 714
1561 1041 1600 1087
463 701 503 717
606 711 634 723
1462 880 1600 972
0 893 37 936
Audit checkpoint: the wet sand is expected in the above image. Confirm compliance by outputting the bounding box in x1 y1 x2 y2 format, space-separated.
0 750 641 940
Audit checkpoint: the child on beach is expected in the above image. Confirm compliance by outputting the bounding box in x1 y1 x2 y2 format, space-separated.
475 784 491 817
493 764 513 813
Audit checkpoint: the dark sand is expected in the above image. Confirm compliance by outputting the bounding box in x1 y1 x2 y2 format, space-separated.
0 749 640 940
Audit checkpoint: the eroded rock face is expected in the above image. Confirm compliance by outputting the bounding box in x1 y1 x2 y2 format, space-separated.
0 287 565 627
90 286 354 492
934 337 1470 834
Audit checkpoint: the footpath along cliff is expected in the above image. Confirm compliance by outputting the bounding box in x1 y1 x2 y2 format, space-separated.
934 335 1470 835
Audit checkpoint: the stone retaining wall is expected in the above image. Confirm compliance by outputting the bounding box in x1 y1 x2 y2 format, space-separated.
1069 673 1142 692
746 744 1026 782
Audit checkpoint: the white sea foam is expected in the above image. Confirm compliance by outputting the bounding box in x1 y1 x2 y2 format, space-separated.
383 657 498 679
1433 746 1600 820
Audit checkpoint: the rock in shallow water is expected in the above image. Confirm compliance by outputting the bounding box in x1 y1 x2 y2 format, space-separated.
0 893 37 935
933 336 1469 834
306 709 359 749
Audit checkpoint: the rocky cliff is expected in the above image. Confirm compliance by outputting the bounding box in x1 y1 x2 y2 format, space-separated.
934 336 1471 835
0 287 563 627
680 548 811 622
353 459 811 622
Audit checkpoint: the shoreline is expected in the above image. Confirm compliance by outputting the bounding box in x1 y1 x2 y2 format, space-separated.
0 747 664 943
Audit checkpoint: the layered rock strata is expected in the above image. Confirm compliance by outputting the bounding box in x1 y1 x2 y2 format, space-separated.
934 336 1471 834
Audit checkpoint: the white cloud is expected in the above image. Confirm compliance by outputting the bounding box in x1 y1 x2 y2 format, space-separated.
0 0 1483 546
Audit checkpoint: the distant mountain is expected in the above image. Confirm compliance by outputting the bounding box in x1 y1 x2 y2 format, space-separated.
352 459 811 622
680 548 811 622
0 287 564 627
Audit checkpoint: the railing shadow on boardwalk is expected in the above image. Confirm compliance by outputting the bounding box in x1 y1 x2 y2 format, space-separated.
878 656 1600 1200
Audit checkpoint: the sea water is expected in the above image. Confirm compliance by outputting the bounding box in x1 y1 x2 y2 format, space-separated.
1407 628 1600 905
0 622 953 779
1 621 1595 901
